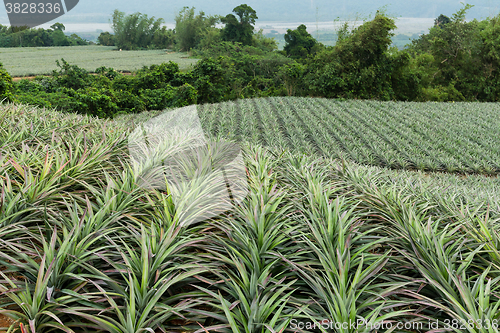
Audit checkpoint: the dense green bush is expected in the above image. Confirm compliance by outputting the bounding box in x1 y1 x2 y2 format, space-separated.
52 59 94 90
12 59 201 117
305 12 407 100
139 85 197 109
389 51 421 101
110 74 140 93
16 90 84 112
114 90 146 113
278 61 306 96
7 6 500 118
189 52 291 101
0 62 14 102
140 88 174 110
136 62 180 90
172 83 198 106
408 5 500 101
191 57 226 103
193 40 269 58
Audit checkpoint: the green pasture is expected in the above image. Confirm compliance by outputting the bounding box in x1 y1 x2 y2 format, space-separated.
0 45 198 76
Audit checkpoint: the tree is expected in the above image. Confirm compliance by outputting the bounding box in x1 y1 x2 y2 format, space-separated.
98 32 115 46
334 11 397 68
52 30 71 46
152 27 174 49
480 14 500 101
69 34 88 45
305 12 402 99
409 4 483 99
434 14 451 27
111 9 166 50
174 7 219 51
284 24 318 59
409 5 500 101
221 4 258 46
50 23 65 31
0 24 88 47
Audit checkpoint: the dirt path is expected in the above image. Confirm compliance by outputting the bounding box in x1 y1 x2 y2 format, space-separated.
11 71 133 82
12 76 39 82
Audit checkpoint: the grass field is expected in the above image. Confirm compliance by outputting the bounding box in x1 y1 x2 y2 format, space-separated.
1 100 500 332
0 45 199 76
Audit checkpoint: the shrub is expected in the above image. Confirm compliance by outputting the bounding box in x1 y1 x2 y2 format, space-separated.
16 90 83 111
68 87 119 118
140 87 175 110
111 74 140 93
15 78 45 93
52 59 93 90
419 84 465 102
171 83 197 106
305 13 399 99
114 89 145 113
278 61 305 96
0 62 14 102
95 66 120 80
136 62 179 90
192 57 226 103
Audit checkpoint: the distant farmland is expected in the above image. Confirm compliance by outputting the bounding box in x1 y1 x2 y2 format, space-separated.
0 45 198 76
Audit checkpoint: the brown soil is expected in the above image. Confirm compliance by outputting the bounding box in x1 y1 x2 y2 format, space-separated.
12 76 38 82
11 71 133 82
0 314 14 332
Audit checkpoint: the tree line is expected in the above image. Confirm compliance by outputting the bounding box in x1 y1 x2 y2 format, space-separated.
100 3 500 102
0 23 88 47
99 5 270 52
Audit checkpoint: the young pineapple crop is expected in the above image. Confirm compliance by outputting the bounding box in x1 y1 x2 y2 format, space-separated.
1 100 500 333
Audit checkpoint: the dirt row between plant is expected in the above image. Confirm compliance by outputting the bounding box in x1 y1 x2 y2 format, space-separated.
0 314 14 332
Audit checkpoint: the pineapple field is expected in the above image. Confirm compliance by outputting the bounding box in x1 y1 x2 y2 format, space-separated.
197 97 500 174
1 99 500 333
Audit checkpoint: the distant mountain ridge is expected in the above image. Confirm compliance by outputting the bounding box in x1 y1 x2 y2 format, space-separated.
1 0 498 24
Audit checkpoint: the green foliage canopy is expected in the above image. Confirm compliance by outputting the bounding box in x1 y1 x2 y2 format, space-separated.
112 10 172 50
409 4 500 101
97 32 115 46
221 4 258 46
174 7 219 51
305 12 406 100
283 24 319 59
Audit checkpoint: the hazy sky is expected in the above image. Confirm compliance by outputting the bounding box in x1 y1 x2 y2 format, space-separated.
1 0 498 26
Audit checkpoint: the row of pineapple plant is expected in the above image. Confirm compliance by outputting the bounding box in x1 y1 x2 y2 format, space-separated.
198 97 500 174
1 102 500 332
